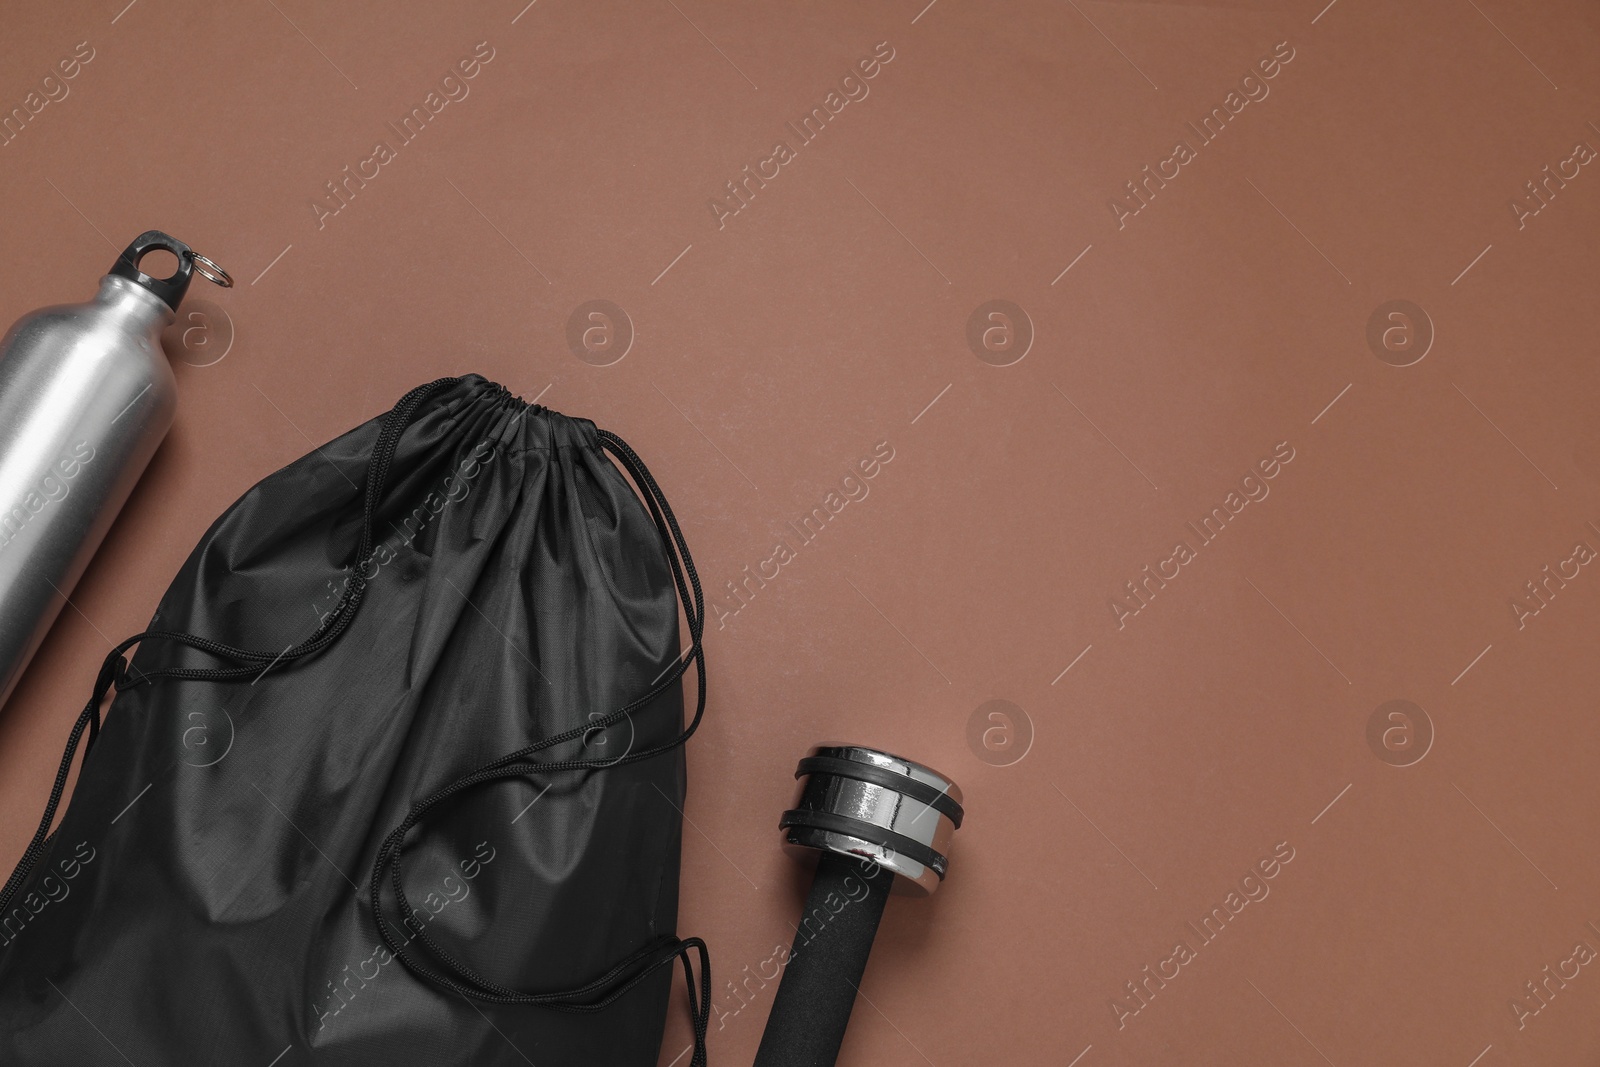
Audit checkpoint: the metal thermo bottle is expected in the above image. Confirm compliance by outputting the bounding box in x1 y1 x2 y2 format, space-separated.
0 231 231 709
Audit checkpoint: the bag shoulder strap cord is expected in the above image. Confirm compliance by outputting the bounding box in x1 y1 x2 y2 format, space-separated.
367 428 710 1066
0 377 464 921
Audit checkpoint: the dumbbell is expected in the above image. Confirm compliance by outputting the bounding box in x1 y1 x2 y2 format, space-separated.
753 745 964 1067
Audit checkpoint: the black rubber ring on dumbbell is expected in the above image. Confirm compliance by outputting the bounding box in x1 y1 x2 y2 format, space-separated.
779 809 949 879
795 756 965 829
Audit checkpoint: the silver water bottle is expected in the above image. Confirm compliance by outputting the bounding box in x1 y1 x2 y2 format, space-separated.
0 231 231 709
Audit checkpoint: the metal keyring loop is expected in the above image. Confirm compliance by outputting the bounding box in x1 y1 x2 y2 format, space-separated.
189 252 234 288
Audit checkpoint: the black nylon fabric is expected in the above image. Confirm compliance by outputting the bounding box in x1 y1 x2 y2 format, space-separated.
0 374 701 1065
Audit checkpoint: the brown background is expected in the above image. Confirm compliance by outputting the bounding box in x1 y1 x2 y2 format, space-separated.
2 0 1599 1063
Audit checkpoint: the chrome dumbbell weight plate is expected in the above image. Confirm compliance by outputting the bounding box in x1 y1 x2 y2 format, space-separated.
779 744 964 895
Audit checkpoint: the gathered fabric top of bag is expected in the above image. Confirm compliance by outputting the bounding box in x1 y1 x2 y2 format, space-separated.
0 375 711 1066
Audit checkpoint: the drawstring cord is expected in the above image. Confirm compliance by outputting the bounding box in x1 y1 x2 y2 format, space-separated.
367 427 710 1066
0 376 461 921
0 381 712 1065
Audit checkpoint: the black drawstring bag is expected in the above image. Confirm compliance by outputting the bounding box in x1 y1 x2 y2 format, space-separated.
0 375 710 1066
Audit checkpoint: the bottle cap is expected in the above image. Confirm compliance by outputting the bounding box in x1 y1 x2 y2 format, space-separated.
108 230 232 311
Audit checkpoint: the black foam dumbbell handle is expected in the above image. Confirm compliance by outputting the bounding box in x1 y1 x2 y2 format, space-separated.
752 852 895 1067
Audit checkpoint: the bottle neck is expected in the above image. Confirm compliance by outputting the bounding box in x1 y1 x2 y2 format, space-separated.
95 274 177 332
